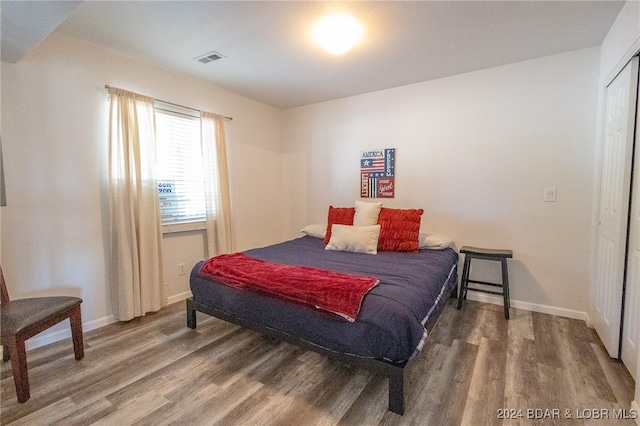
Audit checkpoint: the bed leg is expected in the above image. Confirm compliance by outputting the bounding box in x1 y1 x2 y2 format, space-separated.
388 365 405 415
186 298 197 329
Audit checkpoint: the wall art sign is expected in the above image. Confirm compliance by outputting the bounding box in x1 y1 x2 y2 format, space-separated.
360 148 395 198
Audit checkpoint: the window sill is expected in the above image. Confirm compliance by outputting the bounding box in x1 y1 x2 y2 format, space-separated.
162 221 206 234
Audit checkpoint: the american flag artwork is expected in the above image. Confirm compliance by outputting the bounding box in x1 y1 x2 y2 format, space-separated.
360 148 395 198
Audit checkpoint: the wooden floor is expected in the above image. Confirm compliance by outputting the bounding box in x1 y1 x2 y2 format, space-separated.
1 299 636 425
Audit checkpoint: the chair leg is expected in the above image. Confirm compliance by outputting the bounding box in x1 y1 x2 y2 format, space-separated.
502 259 510 320
3 344 10 362
69 305 84 360
8 336 30 402
457 256 471 310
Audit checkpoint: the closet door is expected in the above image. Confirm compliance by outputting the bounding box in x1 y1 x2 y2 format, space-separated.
593 57 639 358
621 85 640 380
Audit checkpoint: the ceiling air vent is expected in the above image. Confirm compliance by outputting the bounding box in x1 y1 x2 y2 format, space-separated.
194 51 226 64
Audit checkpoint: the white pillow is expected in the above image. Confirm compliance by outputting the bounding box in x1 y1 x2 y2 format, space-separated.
419 232 454 250
301 223 327 239
326 224 381 255
353 200 382 226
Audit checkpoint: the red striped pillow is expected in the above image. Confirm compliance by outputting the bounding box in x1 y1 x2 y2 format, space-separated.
377 208 424 252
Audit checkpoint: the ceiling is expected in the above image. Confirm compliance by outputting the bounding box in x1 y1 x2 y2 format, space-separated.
1 1 626 109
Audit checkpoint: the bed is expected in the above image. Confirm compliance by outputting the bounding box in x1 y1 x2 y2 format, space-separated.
186 233 458 415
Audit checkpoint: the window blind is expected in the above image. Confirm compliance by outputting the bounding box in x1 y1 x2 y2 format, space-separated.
155 103 206 226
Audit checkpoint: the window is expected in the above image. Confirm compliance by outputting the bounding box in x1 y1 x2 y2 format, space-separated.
155 102 206 231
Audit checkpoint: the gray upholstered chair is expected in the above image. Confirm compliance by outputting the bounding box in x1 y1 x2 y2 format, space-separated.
0 265 84 402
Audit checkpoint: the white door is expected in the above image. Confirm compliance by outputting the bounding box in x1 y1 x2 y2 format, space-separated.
621 81 640 380
593 57 639 358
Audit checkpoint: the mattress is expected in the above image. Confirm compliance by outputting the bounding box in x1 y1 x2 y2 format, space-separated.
190 235 458 363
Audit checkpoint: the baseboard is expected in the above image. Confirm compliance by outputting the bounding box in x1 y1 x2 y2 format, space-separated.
466 292 591 324
632 400 639 425
24 314 115 351
167 290 192 305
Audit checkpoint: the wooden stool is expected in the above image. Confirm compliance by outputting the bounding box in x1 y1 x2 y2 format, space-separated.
457 246 513 319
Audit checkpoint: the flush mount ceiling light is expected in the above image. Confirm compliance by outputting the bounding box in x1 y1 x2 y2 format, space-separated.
312 13 364 55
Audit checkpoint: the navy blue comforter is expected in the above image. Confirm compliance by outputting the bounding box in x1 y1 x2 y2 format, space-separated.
190 236 458 362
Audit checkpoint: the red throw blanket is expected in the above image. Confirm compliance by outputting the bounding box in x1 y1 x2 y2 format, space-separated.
199 253 379 322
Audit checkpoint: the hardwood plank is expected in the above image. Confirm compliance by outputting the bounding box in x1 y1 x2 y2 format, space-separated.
3 397 78 426
0 338 78 382
88 390 170 426
532 311 565 369
378 339 478 426
507 306 535 340
424 339 479 426
428 299 481 346
206 334 283 388
377 342 451 426
244 342 306 385
104 337 228 407
555 316 617 402
69 326 244 407
210 356 330 424
50 398 117 426
503 335 540 426
591 342 636 408
466 303 510 345
337 374 389 426
136 378 262 426
146 343 305 425
536 363 584 426
275 362 373 426
460 337 507 426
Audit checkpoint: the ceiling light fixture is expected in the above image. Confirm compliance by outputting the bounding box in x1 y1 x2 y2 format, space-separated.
312 13 364 55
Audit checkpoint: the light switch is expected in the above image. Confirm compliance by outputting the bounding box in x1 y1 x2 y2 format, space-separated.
544 187 557 202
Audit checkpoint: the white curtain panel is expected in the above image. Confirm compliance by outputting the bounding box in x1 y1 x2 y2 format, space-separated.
201 112 233 257
108 87 165 321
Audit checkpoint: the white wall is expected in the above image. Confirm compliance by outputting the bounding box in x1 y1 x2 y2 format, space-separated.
283 47 600 320
0 33 285 345
594 0 640 418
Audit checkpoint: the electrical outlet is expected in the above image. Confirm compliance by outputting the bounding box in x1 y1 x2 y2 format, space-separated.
178 263 186 276
544 187 557 202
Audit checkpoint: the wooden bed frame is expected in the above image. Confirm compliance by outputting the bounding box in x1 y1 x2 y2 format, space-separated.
186 281 457 415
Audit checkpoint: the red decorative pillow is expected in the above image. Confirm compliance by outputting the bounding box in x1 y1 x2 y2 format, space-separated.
324 206 356 244
377 207 424 252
